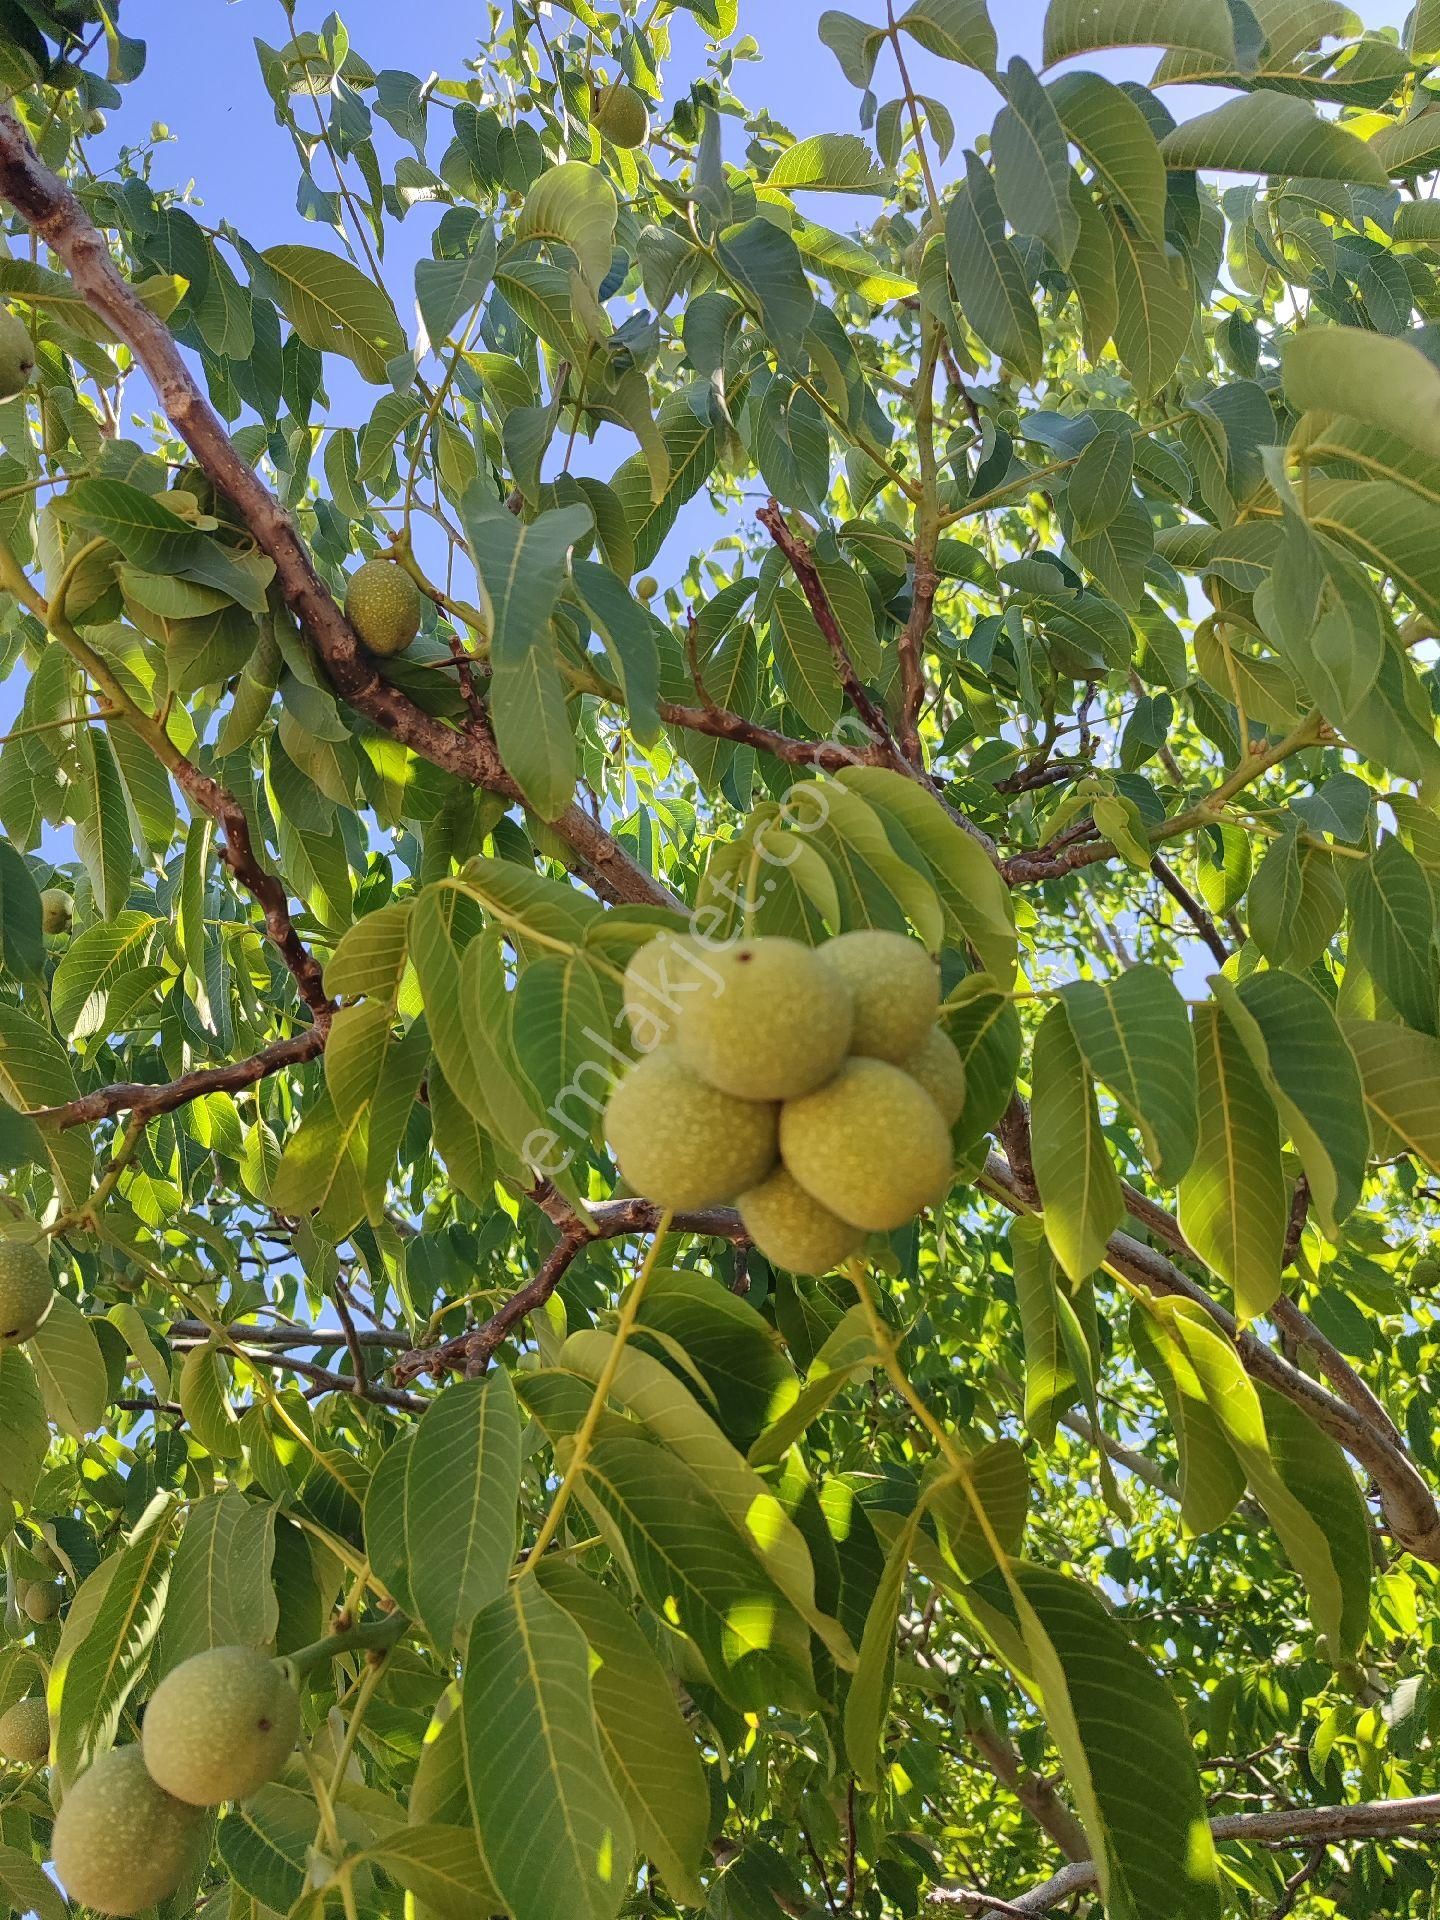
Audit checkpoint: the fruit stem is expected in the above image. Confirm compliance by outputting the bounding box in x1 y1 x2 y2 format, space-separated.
518 1209 674 1575
285 1609 409 1680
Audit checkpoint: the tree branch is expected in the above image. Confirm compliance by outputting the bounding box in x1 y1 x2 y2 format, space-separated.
936 1795 1440 1915
29 1028 326 1129
0 105 675 914
394 1196 746 1385
983 1154 1440 1562
0 535 333 1029
1150 855 1229 966
658 698 886 770
961 1715 1089 1863
1119 1181 1408 1457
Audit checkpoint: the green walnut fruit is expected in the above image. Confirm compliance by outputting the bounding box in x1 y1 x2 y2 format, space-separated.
1412 1252 1440 1287
738 1167 864 1276
40 887 71 935
902 1026 966 1126
605 1050 778 1210
622 931 712 1053
673 936 853 1101
780 1057 953 1232
52 1745 204 1917
0 310 35 401
142 1645 302 1806
635 574 659 602
0 1695 49 1766
83 108 108 135
594 81 649 148
823 930 939 1064
0 1237 53 1344
22 1582 61 1623
345 559 422 657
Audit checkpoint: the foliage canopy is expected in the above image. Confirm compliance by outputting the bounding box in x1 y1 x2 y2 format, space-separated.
2 2 1440 1916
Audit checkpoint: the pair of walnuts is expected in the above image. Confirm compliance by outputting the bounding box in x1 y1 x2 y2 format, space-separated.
29 1647 302 1915
607 929 964 1273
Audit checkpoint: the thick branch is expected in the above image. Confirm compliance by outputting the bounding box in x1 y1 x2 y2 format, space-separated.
0 106 675 914
758 499 901 749
1119 1182 1407 1455
31 1028 325 1129
961 1716 1089 1863
167 1320 409 1349
939 1795 1440 1915
394 1197 745 1385
659 699 886 770
0 535 333 1029
1151 855 1229 965
985 1154 1440 1562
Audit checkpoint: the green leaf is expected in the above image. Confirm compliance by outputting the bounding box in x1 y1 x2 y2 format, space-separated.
309 1826 500 1920
945 151 1045 385
563 1332 848 1669
1281 326 1440 465
1030 1002 1123 1284
1166 1302 1359 1653
72 727 132 921
1130 1304 1247 1534
1106 212 1194 398
178 1342 242 1461
1159 90 1390 184
931 1439 1031 1579
1346 837 1439 1035
267 1092 366 1239
51 911 158 1041
1343 1016 1440 1174
415 230 497 352
767 132 888 195
991 58 1079 267
571 560 662 744
1260 1388 1372 1655
1043 0 1236 64
769 587 843 731
51 1498 177 1785
1049 71 1168 244
1011 1215 1083 1443
0 1003 92 1201
1061 966 1198 1181
515 162 618 290
57 478 269 610
259 243 407 382
972 1563 1222 1920
536 1561 709 1906
28 1294 108 1439
0 1842 66 1920
461 1580 634 1920
833 767 1018 981
844 1491 928 1790
0 1344 48 1509
1218 971 1368 1236
324 899 413 1004
1179 1004 1287 1319
159 1491 277 1674
461 493 592 820
0 842 42 978
1067 425 1135 537
717 217 816 366
818 9 887 88
746 1305 877 1465
406 1370 521 1652
217 1782 323 1911
895 0 997 73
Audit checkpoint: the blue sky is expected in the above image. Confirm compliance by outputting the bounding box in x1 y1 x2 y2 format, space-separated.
94 0 1397 587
